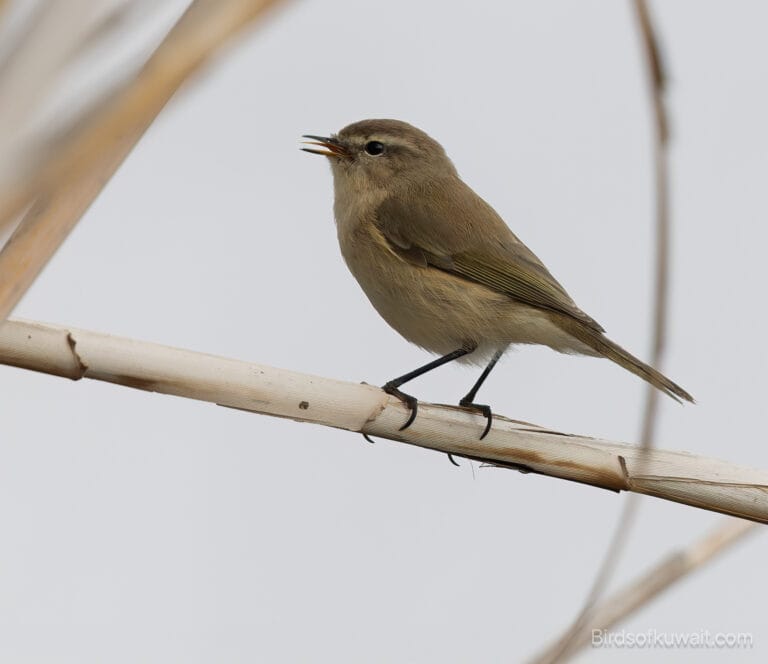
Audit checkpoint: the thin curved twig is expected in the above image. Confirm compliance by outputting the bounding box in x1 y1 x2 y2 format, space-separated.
530 518 759 661
531 2 672 660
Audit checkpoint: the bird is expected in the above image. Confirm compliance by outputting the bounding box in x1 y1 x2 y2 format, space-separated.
302 119 693 439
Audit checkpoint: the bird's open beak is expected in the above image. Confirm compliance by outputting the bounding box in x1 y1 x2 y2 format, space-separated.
301 134 349 158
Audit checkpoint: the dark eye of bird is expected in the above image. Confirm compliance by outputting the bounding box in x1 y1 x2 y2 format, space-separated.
364 141 385 156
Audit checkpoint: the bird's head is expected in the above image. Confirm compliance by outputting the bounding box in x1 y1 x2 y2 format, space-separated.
302 119 457 193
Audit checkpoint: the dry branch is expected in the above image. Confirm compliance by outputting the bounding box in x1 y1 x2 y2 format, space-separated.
548 4 678 659
2 317 767 523
0 0 287 320
636 0 671 448
530 518 759 662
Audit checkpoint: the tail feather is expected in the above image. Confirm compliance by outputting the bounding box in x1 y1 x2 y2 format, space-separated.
556 317 694 403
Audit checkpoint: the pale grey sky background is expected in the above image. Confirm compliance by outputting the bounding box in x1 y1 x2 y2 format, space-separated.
1 1 767 662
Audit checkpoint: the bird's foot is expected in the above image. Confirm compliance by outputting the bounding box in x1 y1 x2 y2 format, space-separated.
383 382 418 430
459 399 493 439
381 383 463 467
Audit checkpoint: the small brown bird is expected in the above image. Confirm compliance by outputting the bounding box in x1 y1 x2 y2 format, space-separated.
303 119 693 438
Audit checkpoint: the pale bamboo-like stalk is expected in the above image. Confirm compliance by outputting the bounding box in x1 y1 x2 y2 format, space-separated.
530 518 759 662
0 0 287 321
2 317 767 523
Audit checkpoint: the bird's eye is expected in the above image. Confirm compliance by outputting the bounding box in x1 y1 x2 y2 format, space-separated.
364 141 385 156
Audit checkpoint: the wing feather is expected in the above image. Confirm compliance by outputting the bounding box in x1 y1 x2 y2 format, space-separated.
375 177 604 333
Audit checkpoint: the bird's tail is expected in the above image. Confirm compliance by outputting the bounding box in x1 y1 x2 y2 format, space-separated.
556 317 694 403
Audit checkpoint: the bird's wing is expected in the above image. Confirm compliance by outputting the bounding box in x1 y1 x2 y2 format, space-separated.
374 178 605 333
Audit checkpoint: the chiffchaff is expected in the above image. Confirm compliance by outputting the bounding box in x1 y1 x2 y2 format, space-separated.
303 119 692 438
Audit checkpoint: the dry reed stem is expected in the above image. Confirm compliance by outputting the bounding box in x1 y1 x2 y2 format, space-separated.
0 149 136 321
530 519 759 661
538 4 677 660
635 0 670 451
2 317 767 523
0 2 130 164
0 0 287 320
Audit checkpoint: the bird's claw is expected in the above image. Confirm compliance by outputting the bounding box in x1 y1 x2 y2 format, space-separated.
459 400 493 439
383 383 419 431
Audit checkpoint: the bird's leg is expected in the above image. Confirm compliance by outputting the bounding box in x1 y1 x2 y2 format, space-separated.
459 349 504 439
383 346 473 431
